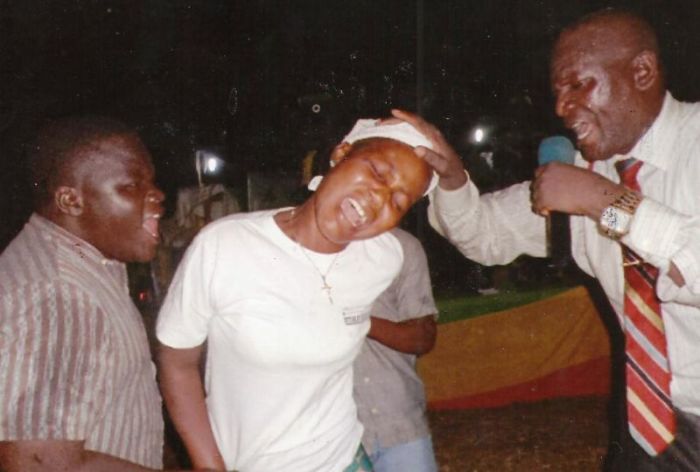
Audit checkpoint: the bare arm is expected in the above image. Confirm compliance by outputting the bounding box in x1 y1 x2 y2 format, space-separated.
368 315 437 356
157 344 226 471
0 440 186 472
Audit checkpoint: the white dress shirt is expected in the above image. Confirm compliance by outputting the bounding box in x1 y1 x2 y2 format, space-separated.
428 92 700 415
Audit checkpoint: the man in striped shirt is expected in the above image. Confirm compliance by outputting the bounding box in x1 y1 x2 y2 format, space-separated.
0 116 174 471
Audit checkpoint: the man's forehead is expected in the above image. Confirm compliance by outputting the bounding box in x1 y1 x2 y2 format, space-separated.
551 25 631 76
554 17 639 62
87 134 149 159
72 134 152 174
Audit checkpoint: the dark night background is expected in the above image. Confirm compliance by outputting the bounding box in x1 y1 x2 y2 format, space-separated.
2 0 700 289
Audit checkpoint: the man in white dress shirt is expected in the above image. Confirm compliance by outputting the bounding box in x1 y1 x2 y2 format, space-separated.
394 8 700 472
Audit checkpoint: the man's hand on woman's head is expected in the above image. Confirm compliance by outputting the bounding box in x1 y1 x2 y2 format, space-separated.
389 109 468 190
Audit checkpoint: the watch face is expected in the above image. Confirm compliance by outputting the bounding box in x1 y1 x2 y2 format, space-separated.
600 206 631 238
603 208 618 226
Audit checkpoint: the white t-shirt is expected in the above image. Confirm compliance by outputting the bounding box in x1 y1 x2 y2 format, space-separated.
156 209 403 471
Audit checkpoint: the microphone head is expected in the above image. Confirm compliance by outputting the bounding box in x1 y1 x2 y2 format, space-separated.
538 135 576 165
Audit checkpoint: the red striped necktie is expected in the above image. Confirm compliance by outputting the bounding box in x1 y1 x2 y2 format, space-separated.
615 157 676 456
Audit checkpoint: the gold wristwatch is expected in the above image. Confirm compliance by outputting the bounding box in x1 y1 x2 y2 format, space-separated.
599 189 643 240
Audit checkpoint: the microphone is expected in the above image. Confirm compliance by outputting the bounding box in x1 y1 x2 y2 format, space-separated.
537 136 576 268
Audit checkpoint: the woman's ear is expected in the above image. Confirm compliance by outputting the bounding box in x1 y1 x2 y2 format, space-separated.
54 186 84 216
329 142 352 167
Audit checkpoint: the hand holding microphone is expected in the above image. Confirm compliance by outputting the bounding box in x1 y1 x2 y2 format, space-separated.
536 136 576 268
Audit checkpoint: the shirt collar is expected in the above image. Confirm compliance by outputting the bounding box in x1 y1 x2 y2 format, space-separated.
624 91 679 171
30 213 122 268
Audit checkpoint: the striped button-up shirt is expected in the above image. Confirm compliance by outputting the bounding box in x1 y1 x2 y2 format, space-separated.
353 228 438 454
0 214 163 468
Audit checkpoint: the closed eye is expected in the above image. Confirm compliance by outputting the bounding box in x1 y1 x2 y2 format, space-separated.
554 75 589 95
570 77 592 92
120 181 142 192
392 192 410 213
368 161 386 182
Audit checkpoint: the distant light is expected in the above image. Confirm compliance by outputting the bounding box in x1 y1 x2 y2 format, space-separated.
465 124 492 146
206 156 220 174
196 150 224 180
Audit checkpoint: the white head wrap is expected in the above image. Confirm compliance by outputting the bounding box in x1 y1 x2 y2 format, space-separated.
307 118 439 195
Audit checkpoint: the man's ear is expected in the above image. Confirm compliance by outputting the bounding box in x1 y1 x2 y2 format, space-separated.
54 186 83 216
329 142 352 167
631 50 660 92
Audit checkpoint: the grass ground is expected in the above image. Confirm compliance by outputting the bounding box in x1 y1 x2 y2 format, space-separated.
435 285 571 323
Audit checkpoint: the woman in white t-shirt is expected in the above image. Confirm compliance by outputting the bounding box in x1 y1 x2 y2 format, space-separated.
156 118 437 472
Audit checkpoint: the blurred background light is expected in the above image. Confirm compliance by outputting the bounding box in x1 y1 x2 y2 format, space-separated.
474 127 484 143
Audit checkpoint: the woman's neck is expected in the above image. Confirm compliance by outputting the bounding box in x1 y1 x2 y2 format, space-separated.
274 200 346 253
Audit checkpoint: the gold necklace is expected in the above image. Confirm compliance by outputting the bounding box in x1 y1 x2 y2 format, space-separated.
298 245 342 304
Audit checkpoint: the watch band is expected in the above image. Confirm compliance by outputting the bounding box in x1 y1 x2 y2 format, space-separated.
599 189 643 240
611 189 642 214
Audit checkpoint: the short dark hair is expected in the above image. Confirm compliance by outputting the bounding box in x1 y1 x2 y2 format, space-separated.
28 115 137 209
566 7 660 56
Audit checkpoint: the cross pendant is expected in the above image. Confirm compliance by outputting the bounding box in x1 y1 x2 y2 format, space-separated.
321 278 333 304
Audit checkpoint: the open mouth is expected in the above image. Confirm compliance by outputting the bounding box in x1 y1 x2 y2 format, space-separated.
570 121 591 142
340 197 368 227
142 214 161 241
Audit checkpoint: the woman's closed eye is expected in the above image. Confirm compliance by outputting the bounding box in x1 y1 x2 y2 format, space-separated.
368 161 386 181
392 192 410 212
